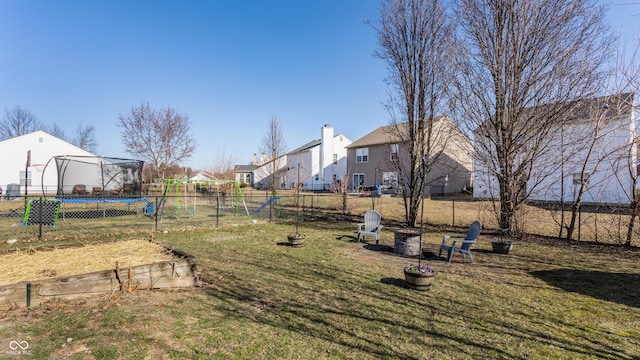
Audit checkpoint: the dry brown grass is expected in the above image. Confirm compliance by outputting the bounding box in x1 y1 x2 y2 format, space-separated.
0 239 175 286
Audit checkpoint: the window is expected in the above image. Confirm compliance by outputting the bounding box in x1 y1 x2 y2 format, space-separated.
356 148 368 163
382 171 398 189
333 153 338 165
573 173 589 185
390 144 399 161
19 171 31 186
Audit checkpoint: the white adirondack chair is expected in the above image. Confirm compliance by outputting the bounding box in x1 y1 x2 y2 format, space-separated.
439 220 482 263
357 210 383 246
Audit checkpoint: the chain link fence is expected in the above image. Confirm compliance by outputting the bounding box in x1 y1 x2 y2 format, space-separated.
1 191 640 245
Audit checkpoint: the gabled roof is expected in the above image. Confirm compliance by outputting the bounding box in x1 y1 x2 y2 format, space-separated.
234 164 257 172
347 116 449 148
288 139 321 155
0 130 97 159
474 92 636 135
562 92 634 121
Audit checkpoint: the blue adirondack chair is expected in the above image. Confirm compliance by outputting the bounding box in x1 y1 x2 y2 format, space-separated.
439 221 482 263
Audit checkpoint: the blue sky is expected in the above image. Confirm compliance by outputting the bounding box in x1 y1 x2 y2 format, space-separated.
1 1 638 170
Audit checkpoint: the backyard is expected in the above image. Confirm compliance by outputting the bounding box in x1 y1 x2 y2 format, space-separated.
0 209 639 358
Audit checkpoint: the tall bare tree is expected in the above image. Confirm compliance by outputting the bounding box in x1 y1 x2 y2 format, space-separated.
116 102 197 179
42 122 97 153
44 123 67 141
73 124 98 153
209 149 238 180
606 39 640 246
0 106 41 140
255 115 287 193
548 94 634 240
373 0 455 227
452 0 612 235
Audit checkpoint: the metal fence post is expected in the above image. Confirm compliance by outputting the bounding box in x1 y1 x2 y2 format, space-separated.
154 196 158 231
452 198 455 227
38 197 43 239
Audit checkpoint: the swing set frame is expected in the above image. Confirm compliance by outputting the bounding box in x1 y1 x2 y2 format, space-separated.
157 178 249 217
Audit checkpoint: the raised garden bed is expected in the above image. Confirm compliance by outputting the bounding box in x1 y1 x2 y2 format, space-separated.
0 239 197 309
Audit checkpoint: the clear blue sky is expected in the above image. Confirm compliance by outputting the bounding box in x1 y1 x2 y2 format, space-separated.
0 1 638 170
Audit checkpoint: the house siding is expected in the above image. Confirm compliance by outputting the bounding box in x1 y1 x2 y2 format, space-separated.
347 118 473 195
473 93 637 205
0 131 96 195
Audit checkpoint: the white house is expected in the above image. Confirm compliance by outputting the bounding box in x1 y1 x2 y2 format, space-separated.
234 165 257 186
473 93 637 205
238 124 352 191
251 155 289 190
285 124 352 191
0 131 96 197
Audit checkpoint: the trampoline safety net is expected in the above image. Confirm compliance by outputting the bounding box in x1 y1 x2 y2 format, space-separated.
54 155 144 196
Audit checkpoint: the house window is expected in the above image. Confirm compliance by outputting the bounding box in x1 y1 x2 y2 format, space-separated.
390 144 399 161
333 153 338 165
573 173 589 185
382 171 398 189
356 148 368 163
19 171 31 186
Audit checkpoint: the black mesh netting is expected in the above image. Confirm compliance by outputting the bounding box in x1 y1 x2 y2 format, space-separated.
54 155 144 196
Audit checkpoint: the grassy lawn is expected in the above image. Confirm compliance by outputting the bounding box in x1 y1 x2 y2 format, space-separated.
1 220 639 359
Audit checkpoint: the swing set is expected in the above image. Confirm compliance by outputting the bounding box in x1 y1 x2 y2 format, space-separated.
156 178 249 218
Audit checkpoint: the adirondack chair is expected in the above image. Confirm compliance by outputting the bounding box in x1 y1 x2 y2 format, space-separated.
357 210 383 246
439 220 482 263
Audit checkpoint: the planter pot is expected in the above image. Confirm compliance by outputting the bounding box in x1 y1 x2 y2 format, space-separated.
491 240 513 254
393 228 422 256
287 234 305 247
403 270 435 291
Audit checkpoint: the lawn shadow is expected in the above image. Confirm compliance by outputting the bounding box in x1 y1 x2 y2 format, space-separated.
335 234 358 242
363 244 394 252
380 277 410 289
531 269 640 308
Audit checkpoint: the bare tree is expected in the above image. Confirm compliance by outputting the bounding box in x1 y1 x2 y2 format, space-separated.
209 149 238 180
606 39 640 246
331 168 352 215
116 102 197 179
452 0 612 235
41 123 97 153
552 94 634 240
0 106 41 140
73 124 97 153
44 123 68 141
255 115 287 193
373 0 455 227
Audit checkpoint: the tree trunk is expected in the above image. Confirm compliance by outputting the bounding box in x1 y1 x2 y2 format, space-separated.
625 199 639 247
566 203 580 240
342 191 347 215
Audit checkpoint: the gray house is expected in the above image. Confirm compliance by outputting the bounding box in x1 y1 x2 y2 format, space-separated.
346 117 473 196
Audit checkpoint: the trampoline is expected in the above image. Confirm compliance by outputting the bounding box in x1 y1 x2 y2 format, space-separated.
47 155 144 197
58 197 148 204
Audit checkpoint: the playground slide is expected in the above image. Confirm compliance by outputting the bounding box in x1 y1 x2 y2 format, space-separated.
253 197 280 213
